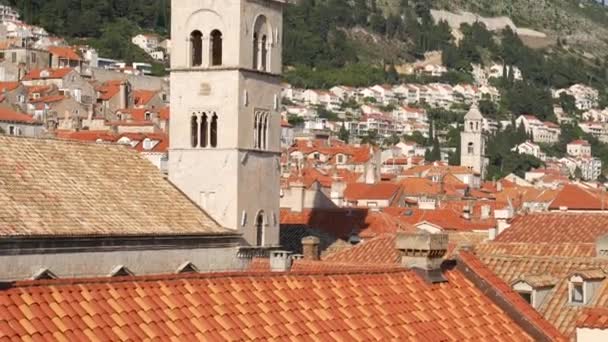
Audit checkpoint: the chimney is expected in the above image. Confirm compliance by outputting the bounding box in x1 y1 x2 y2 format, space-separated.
289 181 306 213
480 205 491 220
396 232 448 283
330 176 346 207
496 181 503 192
270 250 293 272
302 236 320 261
462 203 472 220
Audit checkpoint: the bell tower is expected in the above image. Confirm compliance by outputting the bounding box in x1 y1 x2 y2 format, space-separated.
460 104 487 179
169 0 285 246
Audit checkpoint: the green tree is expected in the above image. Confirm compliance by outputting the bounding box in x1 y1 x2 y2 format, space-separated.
559 93 577 115
338 124 350 143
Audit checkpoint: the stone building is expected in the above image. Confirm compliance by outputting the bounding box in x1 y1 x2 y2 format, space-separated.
169 0 284 247
460 104 487 178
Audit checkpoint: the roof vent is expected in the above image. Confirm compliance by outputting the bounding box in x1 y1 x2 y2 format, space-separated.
176 262 199 274
270 250 293 272
109 265 134 277
302 236 321 260
32 268 57 280
396 232 448 283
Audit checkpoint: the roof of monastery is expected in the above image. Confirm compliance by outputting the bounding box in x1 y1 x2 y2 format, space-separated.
0 249 565 341
0 136 229 238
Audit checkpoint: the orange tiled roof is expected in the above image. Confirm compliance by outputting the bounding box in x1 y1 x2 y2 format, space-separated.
29 94 66 104
55 130 118 142
48 46 81 61
117 108 152 122
0 265 550 340
133 90 157 106
0 107 37 124
475 242 596 258
549 184 607 210
577 307 608 329
96 80 124 101
344 182 401 201
384 207 495 231
23 68 74 80
159 106 170 120
495 213 608 244
0 81 20 92
280 208 415 240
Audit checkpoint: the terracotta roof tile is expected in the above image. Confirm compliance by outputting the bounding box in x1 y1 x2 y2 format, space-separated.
133 90 157 106
0 136 227 237
0 81 20 92
0 107 37 124
577 307 608 329
495 213 608 244
47 47 81 61
549 184 607 210
23 68 74 81
0 267 543 340
343 182 401 201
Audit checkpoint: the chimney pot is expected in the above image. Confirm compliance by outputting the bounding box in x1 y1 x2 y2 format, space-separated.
302 236 321 261
270 250 293 272
396 232 448 283
597 234 608 258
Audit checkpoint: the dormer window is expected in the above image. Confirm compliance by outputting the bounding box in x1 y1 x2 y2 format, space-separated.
512 274 557 309
568 270 606 305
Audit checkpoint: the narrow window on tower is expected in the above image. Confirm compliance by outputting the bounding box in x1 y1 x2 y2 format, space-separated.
262 113 269 150
190 30 203 67
200 113 208 148
190 115 198 147
210 30 223 66
257 114 263 149
468 142 474 155
210 113 218 147
253 112 259 148
261 35 267 71
253 33 259 69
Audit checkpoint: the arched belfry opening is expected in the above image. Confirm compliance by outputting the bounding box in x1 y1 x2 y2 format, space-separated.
211 30 223 66
190 115 198 147
253 15 271 71
200 113 208 148
190 30 203 67
255 211 265 246
210 113 218 147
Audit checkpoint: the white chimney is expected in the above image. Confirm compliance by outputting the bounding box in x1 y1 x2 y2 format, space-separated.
270 250 293 272
396 232 448 283
289 181 306 213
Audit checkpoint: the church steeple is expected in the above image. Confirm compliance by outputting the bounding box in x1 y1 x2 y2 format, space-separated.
168 0 285 247
460 104 486 180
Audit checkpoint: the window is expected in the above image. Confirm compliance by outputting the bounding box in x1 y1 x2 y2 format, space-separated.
144 112 151 121
468 142 474 155
210 30 222 66
200 113 208 148
261 113 268 150
190 30 203 67
31 52 36 63
210 113 218 147
8 125 15 135
0 52 4 59
469 121 473 131
261 35 268 71
255 211 265 246
571 283 584 304
11 52 16 63
518 292 532 304
253 33 259 69
190 115 198 147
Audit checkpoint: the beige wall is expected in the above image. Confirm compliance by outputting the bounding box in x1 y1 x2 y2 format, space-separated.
577 328 608 342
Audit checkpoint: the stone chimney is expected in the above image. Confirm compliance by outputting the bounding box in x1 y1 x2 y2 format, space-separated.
270 250 293 272
330 176 346 207
396 232 448 283
302 236 320 261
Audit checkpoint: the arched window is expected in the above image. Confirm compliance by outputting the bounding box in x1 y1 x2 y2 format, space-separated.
210 113 218 147
200 113 208 148
253 112 259 148
191 115 198 147
469 121 474 131
468 142 474 155
262 113 269 150
257 114 263 149
253 33 259 69
255 212 264 246
210 30 222 66
261 35 267 71
190 30 203 67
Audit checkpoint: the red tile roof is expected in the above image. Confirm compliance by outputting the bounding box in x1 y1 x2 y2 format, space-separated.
384 207 495 232
0 81 20 92
495 213 608 244
55 130 118 142
159 106 170 120
549 184 607 211
23 68 74 80
48 46 81 61
29 95 66 104
133 90 157 106
280 208 415 240
117 108 152 122
569 139 590 146
0 107 37 124
96 80 124 101
344 182 401 201
0 266 545 340
577 307 608 329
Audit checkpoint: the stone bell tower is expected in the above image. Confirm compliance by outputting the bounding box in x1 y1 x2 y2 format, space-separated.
169 0 285 246
460 104 487 179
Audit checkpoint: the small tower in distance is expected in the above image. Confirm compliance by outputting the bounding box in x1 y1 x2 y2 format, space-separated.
460 104 487 179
